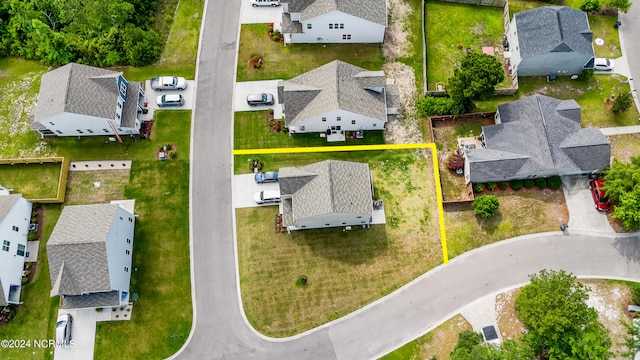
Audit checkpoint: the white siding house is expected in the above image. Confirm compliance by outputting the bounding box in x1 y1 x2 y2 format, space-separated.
0 194 32 306
281 0 387 44
31 63 145 137
278 60 389 139
47 203 135 309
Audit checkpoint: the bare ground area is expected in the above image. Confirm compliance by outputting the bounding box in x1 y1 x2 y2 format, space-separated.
65 170 130 205
421 315 472 359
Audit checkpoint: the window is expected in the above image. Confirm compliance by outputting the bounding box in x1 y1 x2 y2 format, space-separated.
331 126 336 130
120 216 123 220
127 238 131 244
329 24 333 29
115 113 121 119
325 223 330 226
322 117 326 122
126 250 130 255
56 130 63 134
342 222 346 225
2 240 9 252
339 24 344 29
307 23 312 29
357 216 362 218
117 128 123 132
336 126 341 130
373 123 377 127
12 226 18 232
76 129 83 133
103 129 109 133
118 102 122 109
17 244 25 256
49 122 55 125
129 217 133 222
87 129 94 133
351 120 356 125
334 23 339 29
337 116 341 121
342 34 351 40
301 225 307 228
124 267 129 272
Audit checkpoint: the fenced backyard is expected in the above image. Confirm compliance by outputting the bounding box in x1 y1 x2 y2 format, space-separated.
0 157 68 202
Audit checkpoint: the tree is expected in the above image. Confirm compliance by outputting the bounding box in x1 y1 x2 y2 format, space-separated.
472 194 499 218
604 0 632 13
447 153 464 171
612 92 633 113
515 269 612 359
623 320 640 358
604 157 640 230
416 95 454 116
450 330 483 360
447 52 505 114
580 0 602 12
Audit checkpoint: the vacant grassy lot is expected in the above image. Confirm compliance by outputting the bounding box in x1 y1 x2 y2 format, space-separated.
517 75 639 127
590 15 622 59
237 24 384 82
425 0 505 89
0 58 50 159
234 111 386 149
238 150 441 336
609 133 640 163
0 163 61 199
445 188 568 258
381 314 471 360
65 170 130 205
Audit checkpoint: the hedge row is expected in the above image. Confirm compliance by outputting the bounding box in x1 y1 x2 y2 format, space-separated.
472 176 563 193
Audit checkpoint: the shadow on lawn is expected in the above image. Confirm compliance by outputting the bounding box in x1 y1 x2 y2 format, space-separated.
287 225 389 265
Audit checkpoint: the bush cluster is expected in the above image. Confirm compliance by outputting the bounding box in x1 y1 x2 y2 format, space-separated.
475 177 561 191
509 179 523 191
523 179 535 189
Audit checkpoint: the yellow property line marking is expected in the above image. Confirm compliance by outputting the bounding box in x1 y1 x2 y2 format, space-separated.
233 144 449 264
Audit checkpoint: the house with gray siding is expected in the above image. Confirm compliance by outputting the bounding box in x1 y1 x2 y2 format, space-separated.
281 0 387 44
506 6 595 76
47 203 135 309
0 194 32 307
278 60 391 140
31 62 145 137
279 160 374 230
464 94 610 184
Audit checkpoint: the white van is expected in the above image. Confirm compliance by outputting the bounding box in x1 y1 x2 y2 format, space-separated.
253 190 281 204
250 0 280 6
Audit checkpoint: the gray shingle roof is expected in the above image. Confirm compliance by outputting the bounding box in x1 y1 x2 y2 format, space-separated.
61 290 120 309
47 204 119 296
278 60 387 126
514 6 593 59
282 13 303 33
0 194 20 221
467 94 610 182
286 0 387 26
279 160 372 225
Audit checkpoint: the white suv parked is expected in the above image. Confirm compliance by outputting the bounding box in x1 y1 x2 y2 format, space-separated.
250 0 280 6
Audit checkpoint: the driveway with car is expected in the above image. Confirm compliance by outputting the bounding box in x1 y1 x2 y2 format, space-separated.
240 0 282 24
53 309 100 360
233 173 280 208
562 175 614 233
143 80 196 120
234 80 282 114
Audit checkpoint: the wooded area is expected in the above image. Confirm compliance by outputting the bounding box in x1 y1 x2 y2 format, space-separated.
0 0 164 66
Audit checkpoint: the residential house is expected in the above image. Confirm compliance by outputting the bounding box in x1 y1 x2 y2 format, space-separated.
464 94 610 184
278 60 391 140
506 6 595 76
281 0 387 44
47 203 135 309
0 194 33 307
279 160 374 230
31 62 145 137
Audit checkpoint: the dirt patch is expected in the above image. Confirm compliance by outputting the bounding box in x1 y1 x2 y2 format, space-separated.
383 0 411 61
384 62 425 145
421 314 472 359
496 288 526 340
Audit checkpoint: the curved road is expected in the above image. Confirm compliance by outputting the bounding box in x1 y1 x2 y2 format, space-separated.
173 1 640 359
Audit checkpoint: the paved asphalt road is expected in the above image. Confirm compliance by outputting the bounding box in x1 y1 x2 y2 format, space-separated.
172 1 640 359
619 1 640 111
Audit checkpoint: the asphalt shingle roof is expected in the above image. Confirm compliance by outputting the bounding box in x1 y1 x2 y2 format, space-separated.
514 6 593 59
47 204 119 296
279 160 372 225
61 290 120 309
278 60 387 126
466 94 610 182
286 0 387 26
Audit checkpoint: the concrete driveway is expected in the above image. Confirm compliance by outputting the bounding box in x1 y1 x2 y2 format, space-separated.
233 173 280 208
143 80 196 120
234 80 282 115
562 175 614 233
53 308 99 360
240 1 282 24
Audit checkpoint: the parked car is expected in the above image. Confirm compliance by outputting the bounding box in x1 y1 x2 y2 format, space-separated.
250 0 280 6
55 313 73 346
150 76 187 90
247 93 275 106
157 94 185 107
253 190 281 204
589 179 610 211
481 325 501 346
255 171 279 183
594 58 614 71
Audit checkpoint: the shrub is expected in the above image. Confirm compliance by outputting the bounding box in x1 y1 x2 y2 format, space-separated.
28 232 37 241
169 150 177 159
510 179 523 191
632 286 640 305
535 178 547 189
447 153 465 171
523 179 535 189
416 96 454 116
486 182 497 191
498 182 508 190
472 195 500 218
272 30 283 42
613 92 633 113
547 175 563 189
473 183 485 193
580 0 602 12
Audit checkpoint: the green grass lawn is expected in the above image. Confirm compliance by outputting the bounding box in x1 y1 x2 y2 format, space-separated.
425 0 505 89
238 150 442 336
589 15 622 59
398 0 427 93
233 111 385 149
0 163 61 199
237 24 384 82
